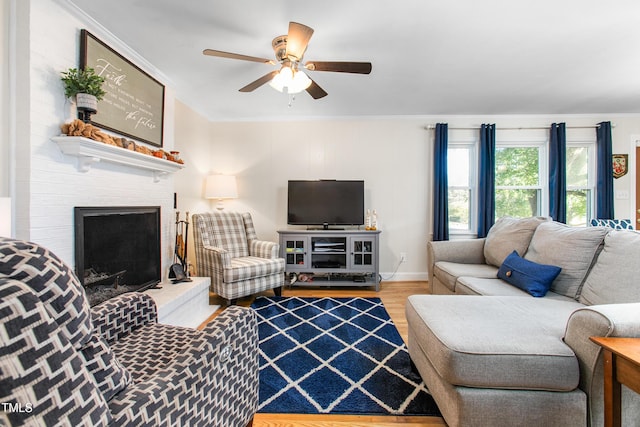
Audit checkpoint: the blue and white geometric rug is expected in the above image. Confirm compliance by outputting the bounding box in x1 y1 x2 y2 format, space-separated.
251 296 441 416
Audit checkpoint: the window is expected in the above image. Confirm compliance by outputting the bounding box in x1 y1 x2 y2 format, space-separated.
445 132 596 234
495 144 545 219
566 143 595 226
447 144 475 232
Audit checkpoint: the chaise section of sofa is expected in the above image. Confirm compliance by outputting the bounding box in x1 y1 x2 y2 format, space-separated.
411 217 640 427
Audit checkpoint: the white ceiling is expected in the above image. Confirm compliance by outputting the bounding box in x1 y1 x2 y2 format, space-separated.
67 0 640 121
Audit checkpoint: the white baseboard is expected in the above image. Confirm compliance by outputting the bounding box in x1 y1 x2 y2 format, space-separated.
379 272 428 282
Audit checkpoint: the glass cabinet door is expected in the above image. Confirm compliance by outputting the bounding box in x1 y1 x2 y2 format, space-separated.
349 237 375 271
284 236 308 269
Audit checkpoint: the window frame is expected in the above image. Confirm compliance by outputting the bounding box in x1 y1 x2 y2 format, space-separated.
447 140 477 237
494 139 548 219
566 139 596 226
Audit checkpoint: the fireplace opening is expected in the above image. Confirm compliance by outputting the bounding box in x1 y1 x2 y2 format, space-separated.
74 206 162 306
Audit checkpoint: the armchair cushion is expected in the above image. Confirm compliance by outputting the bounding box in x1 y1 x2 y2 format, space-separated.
0 238 134 406
225 256 286 283
79 332 132 401
0 238 93 348
0 278 112 427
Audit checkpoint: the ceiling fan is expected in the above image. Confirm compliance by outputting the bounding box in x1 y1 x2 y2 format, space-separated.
203 21 372 99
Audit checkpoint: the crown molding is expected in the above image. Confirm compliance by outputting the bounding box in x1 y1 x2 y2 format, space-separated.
52 0 172 87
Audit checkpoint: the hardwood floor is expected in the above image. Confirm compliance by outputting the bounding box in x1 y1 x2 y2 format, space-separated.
202 281 447 427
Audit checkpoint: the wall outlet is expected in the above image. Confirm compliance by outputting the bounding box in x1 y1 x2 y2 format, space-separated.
400 252 407 263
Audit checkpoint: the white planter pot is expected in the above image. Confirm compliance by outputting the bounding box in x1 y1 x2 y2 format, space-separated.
76 93 98 113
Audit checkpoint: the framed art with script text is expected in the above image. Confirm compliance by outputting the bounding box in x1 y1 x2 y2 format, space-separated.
80 29 165 147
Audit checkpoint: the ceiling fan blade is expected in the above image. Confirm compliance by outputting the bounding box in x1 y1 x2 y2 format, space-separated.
306 79 328 99
305 61 372 74
203 49 275 65
239 70 279 92
286 22 314 60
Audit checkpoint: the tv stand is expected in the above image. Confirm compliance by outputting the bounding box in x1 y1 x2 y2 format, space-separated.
278 229 381 291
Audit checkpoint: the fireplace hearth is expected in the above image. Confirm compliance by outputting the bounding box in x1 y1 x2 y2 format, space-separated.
74 206 162 306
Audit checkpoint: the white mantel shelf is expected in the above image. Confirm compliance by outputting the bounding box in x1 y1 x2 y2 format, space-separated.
51 136 185 182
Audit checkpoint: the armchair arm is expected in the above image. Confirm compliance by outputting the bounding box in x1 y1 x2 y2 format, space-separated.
195 245 231 279
563 303 640 426
91 292 157 345
109 306 259 427
427 238 487 291
249 239 279 259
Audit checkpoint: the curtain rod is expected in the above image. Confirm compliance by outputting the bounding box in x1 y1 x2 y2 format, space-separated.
424 123 615 131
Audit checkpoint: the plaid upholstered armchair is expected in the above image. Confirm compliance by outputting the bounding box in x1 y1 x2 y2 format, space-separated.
0 237 259 427
193 212 285 305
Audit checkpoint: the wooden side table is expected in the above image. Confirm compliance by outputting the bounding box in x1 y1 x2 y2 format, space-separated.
589 337 640 427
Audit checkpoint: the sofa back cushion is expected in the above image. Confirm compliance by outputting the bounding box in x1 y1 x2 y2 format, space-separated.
484 216 550 267
579 230 640 305
524 222 608 299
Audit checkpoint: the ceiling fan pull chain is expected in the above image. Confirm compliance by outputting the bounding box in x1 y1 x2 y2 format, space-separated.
288 94 295 108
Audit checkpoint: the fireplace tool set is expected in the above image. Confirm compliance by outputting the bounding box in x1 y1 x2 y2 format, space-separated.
169 211 192 283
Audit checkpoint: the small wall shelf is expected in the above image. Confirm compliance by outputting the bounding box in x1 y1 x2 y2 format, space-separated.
51 136 184 182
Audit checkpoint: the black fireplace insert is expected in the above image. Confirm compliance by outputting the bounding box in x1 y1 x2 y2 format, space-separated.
74 206 162 305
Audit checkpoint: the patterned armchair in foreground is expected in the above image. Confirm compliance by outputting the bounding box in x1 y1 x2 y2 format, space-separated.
0 237 258 427
193 212 285 305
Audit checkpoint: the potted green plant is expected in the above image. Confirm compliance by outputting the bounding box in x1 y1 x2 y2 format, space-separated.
60 67 106 121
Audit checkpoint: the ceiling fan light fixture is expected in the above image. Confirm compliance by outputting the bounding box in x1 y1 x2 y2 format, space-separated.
269 65 311 94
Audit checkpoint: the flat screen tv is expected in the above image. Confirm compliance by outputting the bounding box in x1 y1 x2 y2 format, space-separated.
287 180 364 228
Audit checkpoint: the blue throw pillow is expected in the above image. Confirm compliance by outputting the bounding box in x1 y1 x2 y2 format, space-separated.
497 250 561 297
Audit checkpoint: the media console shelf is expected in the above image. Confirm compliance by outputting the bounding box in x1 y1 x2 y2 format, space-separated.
278 229 381 291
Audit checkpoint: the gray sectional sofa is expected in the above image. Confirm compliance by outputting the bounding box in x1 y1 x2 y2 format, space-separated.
406 217 640 427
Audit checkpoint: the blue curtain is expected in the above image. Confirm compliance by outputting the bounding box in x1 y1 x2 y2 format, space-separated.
433 123 449 241
549 123 567 223
477 124 495 238
596 121 614 219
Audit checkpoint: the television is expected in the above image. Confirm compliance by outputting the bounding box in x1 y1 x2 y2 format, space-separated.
287 180 365 228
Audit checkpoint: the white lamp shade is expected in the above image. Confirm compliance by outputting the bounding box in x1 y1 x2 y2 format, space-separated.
205 175 238 199
0 197 11 237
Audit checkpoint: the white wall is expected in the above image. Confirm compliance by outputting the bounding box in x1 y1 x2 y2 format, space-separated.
12 0 640 281
1 0 9 197
174 113 640 279
11 0 177 278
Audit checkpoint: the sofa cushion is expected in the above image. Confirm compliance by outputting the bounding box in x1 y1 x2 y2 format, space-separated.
455 277 576 301
433 262 498 293
579 230 640 305
484 216 549 267
497 251 561 297
524 222 608 299
406 295 583 391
